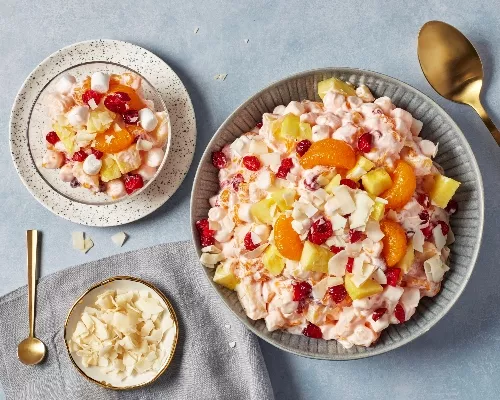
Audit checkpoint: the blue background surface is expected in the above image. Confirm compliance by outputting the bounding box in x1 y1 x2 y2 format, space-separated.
1 1 499 399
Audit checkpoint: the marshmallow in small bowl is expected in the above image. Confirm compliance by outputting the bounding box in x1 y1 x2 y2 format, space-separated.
90 72 110 93
55 74 76 95
59 164 74 182
135 164 157 181
139 108 158 132
106 179 127 199
67 106 90 127
42 150 64 169
82 154 102 176
144 148 164 168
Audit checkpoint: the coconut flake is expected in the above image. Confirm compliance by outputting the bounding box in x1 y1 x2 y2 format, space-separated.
111 232 127 247
328 250 348 277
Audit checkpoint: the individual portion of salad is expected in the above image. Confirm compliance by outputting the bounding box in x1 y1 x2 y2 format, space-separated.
196 78 461 348
41 71 168 199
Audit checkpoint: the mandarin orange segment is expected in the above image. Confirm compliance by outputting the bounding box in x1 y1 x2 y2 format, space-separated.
380 160 416 210
108 83 145 110
380 220 407 267
72 76 91 105
274 214 304 261
299 138 356 170
94 126 135 154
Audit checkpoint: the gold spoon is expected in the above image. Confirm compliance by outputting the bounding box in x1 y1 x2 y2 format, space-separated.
17 230 46 365
417 20 500 144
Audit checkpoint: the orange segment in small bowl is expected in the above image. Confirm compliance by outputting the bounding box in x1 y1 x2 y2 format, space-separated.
274 214 303 261
108 83 145 110
380 220 407 267
299 138 356 170
380 160 416 210
94 126 135 154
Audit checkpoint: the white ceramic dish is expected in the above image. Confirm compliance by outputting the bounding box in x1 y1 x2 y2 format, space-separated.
10 39 196 226
64 276 178 390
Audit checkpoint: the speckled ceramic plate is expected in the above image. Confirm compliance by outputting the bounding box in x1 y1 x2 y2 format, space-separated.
190 68 484 360
10 40 196 226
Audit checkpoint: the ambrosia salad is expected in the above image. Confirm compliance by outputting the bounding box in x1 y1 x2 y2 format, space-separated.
196 78 460 348
41 71 168 199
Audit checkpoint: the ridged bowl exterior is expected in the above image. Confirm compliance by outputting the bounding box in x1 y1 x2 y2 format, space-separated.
190 68 483 360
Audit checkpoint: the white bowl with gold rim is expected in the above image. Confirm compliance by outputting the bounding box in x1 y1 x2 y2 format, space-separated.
64 276 178 390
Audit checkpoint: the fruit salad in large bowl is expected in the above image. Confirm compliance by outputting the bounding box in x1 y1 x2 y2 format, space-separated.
33 65 170 203
194 77 462 349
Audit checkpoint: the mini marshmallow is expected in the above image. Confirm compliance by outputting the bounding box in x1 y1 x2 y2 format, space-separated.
82 154 102 176
135 164 157 181
139 108 158 132
136 139 153 151
42 150 64 169
59 163 74 182
237 203 253 223
374 96 393 114
254 224 271 241
54 141 66 153
355 85 374 102
283 101 305 116
208 207 227 222
273 105 286 115
312 125 330 142
67 106 90 127
316 113 341 131
144 148 164 168
106 179 127 199
91 72 110 93
55 74 76 94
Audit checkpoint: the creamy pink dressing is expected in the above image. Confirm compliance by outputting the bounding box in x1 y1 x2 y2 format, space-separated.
200 85 453 348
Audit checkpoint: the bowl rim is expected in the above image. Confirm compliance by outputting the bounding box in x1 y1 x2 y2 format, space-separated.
189 67 484 360
63 275 179 389
11 52 172 206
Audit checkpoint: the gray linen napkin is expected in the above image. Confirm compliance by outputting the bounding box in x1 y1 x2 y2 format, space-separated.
0 241 274 400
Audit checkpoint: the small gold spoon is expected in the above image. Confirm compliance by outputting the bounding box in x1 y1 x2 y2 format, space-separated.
17 230 46 365
418 20 500 144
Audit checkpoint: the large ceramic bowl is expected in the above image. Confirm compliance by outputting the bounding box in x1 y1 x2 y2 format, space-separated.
190 68 484 360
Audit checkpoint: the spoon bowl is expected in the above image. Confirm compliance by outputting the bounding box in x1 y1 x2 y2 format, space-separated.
17 337 46 365
418 20 500 144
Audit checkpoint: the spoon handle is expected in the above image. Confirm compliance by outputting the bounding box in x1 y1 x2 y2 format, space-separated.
471 101 500 145
27 230 38 338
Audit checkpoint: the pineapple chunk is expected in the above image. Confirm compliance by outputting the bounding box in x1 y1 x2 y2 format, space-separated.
318 77 356 99
213 262 239 290
113 145 142 174
279 114 300 140
397 243 415 274
86 110 116 134
370 200 386 221
52 122 76 155
325 174 342 194
430 174 461 208
300 241 332 273
346 156 375 181
262 245 285 276
100 154 122 182
271 189 297 211
299 122 312 140
250 198 275 225
344 274 383 300
362 168 393 196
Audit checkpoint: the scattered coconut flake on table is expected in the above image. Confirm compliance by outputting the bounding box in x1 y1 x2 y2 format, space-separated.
244 39 249 43
229 341 236 348
214 74 227 81
72 232 93 254
224 324 231 329
111 232 128 247
194 27 199 34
